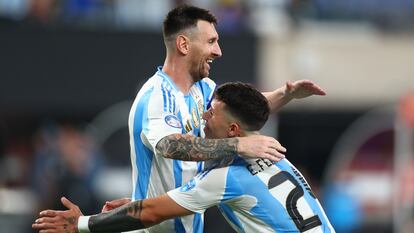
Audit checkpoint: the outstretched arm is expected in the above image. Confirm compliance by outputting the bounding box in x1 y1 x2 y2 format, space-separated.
263 80 326 113
33 195 192 233
101 197 131 213
156 133 286 162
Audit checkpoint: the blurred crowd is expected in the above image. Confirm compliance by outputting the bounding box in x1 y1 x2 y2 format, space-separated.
1 0 414 32
0 123 104 202
0 121 108 232
0 0 262 32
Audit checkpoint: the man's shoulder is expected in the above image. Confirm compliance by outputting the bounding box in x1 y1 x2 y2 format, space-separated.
138 73 173 94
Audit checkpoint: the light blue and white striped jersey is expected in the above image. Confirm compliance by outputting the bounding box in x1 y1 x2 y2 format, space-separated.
168 157 335 233
128 67 216 233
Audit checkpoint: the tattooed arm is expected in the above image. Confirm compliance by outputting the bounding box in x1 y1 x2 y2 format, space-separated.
156 133 238 161
156 133 286 162
87 194 189 232
32 195 192 233
85 200 145 232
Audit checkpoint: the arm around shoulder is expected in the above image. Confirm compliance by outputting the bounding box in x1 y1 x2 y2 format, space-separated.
155 133 238 161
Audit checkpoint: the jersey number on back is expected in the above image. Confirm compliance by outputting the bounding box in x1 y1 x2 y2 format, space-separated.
267 170 322 232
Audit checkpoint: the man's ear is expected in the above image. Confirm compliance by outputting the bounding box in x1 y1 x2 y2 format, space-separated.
176 35 189 55
228 123 241 137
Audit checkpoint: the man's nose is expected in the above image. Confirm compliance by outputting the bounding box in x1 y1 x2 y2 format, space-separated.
213 43 222 58
202 111 210 121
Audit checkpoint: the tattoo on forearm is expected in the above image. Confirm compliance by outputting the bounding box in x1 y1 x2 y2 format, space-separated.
88 200 145 233
126 199 143 219
156 134 238 161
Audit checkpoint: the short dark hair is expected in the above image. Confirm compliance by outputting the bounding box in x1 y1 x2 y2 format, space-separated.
215 82 270 131
163 5 217 40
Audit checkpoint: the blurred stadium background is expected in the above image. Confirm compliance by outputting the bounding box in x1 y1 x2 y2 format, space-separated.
1 0 414 233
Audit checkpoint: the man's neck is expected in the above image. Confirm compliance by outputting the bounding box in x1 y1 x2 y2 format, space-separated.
240 131 259 137
162 56 194 94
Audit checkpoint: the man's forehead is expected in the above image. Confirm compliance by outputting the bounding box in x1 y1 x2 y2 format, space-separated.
196 20 218 37
210 99 225 110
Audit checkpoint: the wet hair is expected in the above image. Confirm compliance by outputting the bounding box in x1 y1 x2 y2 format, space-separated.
215 82 270 131
163 5 217 41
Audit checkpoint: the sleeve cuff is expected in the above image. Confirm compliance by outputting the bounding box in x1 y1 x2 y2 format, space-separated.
78 216 91 233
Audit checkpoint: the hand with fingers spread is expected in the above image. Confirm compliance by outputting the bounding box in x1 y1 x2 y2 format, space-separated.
285 80 326 100
32 197 83 233
101 197 131 213
263 79 326 112
237 135 286 162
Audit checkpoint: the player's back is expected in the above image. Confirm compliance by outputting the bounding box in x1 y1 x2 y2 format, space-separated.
219 157 335 233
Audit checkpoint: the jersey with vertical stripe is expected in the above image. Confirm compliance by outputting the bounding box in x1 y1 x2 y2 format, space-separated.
128 67 215 233
168 157 335 233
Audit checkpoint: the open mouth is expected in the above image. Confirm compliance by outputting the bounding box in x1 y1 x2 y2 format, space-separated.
207 59 213 66
205 59 213 71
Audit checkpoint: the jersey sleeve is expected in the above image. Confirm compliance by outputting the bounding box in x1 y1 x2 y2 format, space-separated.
142 84 183 152
167 167 228 214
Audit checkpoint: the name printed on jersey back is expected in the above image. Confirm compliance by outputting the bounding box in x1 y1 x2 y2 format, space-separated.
246 158 273 175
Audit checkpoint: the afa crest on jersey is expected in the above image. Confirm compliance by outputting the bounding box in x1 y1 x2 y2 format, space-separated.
164 115 182 128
